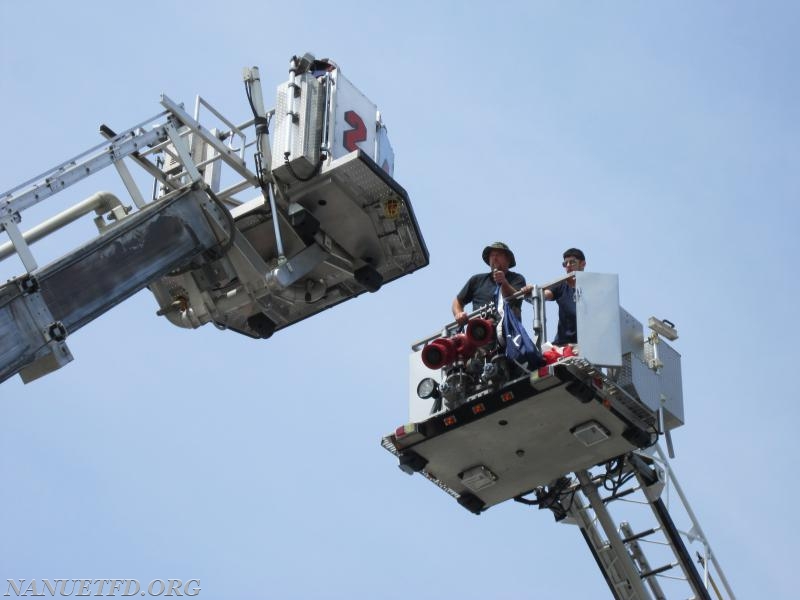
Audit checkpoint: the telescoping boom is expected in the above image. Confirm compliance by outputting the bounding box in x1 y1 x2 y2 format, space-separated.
0 53 428 384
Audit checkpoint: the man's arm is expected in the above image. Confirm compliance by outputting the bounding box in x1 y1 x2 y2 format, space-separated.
452 297 469 326
494 270 521 298
521 280 553 300
453 277 476 325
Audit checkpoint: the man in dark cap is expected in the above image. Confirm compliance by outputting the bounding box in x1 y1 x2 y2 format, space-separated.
544 247 586 345
452 242 526 326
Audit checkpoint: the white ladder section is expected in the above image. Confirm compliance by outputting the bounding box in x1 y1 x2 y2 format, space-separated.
554 445 735 600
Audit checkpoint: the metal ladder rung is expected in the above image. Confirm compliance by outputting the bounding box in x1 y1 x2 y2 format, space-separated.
640 562 676 579
622 527 658 544
602 486 639 504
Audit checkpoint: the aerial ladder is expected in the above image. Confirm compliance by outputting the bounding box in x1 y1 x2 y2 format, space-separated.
382 273 736 599
550 444 734 600
0 53 428 384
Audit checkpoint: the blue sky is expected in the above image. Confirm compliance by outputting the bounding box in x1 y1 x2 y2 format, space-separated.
1 2 798 598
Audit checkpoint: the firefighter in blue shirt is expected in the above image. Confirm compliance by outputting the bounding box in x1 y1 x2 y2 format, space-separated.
544 248 586 345
452 242 526 326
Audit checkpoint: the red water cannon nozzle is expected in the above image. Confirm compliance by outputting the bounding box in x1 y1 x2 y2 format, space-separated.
421 337 456 370
465 317 495 346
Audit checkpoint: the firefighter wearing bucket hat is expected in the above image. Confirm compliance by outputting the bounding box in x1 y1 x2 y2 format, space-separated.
452 242 527 326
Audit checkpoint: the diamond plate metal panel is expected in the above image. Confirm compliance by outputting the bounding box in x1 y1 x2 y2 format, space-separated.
631 340 684 430
620 307 644 357
271 73 322 180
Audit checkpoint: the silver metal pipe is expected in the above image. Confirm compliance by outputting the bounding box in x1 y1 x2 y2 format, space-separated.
530 285 545 348
0 192 125 262
0 218 38 271
267 185 285 261
244 66 285 261
244 68 273 172
3 126 167 219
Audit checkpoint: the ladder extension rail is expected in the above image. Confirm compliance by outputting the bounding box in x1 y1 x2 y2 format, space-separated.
648 445 737 599
561 446 735 600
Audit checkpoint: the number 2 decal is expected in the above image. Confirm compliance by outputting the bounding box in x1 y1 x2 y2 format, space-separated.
343 110 367 152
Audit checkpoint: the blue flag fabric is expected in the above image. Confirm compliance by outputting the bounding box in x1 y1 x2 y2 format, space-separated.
501 299 545 369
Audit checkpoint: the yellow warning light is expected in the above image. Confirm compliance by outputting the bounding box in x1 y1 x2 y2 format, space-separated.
501 391 515 403
384 198 401 219
472 403 486 415
443 415 457 427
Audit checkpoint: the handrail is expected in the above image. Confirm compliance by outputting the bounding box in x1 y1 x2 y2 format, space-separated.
410 272 582 352
411 286 542 352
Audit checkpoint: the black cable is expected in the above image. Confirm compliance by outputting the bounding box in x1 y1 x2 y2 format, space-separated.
246 77 323 184
244 80 273 191
602 458 620 491
646 425 660 448
253 150 269 189
514 477 573 522
602 457 635 496
513 493 540 506
283 155 322 182
244 80 257 116
244 80 271 133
